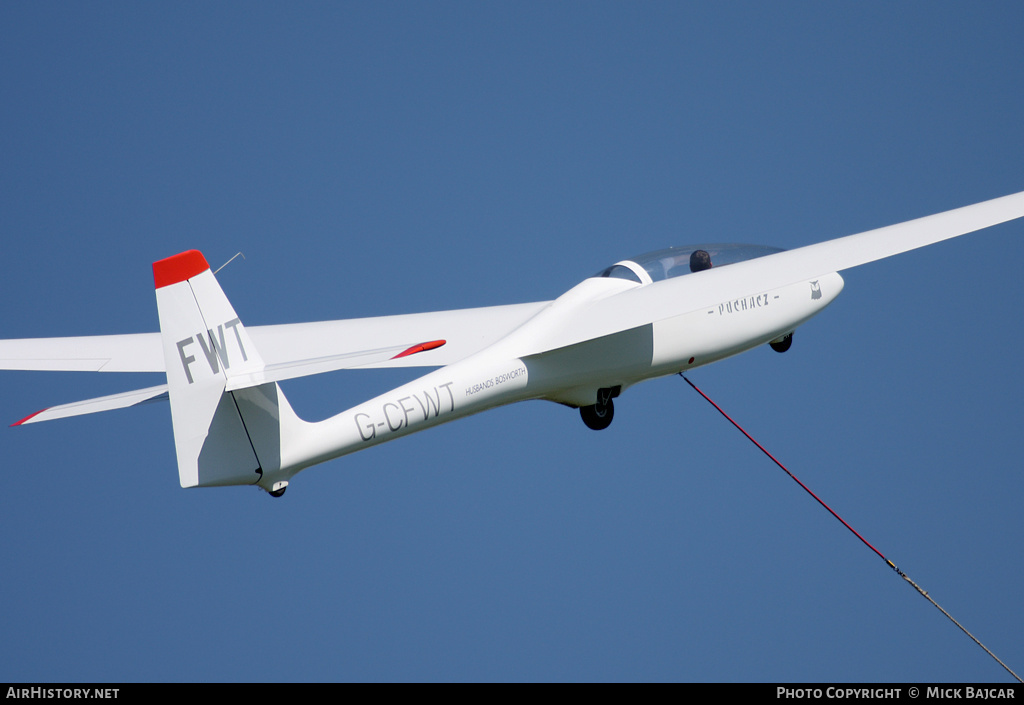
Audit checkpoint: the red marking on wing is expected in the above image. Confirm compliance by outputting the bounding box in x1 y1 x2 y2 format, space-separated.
391 339 447 359
11 409 45 427
153 250 210 289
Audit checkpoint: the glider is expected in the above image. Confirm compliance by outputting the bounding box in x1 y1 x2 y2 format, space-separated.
4 191 1024 497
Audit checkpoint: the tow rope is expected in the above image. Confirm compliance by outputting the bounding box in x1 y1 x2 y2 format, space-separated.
680 373 1021 683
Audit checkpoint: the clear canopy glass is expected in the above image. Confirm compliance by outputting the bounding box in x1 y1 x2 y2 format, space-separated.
592 244 785 284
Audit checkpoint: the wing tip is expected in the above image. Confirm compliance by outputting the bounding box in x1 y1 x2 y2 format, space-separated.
153 250 210 289
11 409 45 427
391 339 447 359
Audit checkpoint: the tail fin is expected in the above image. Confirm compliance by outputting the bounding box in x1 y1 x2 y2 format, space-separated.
153 251 301 493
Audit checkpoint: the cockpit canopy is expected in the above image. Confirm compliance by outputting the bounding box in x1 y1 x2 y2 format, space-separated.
592 244 785 285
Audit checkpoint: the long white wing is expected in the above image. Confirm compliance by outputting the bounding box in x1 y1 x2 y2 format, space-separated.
250 302 547 370
0 301 549 374
8 191 1020 375
13 385 169 426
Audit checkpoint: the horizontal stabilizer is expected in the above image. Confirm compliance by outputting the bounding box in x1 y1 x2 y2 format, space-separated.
12 384 169 426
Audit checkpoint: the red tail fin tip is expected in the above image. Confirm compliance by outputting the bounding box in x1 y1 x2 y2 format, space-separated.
153 250 210 289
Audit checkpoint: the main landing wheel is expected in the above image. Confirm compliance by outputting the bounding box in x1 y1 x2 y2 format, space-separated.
580 398 614 430
769 332 793 353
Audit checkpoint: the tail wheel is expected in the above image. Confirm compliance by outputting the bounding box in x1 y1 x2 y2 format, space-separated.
580 398 614 430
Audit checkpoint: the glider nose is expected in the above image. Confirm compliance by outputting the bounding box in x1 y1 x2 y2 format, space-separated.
817 271 844 303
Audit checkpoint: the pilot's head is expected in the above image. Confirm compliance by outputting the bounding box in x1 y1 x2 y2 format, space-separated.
689 249 712 273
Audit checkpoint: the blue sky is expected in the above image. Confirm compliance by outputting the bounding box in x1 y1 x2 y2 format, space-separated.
2 2 1023 682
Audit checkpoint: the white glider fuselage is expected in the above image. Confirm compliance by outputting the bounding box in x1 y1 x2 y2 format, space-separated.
6 189 1024 496
264 267 844 491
